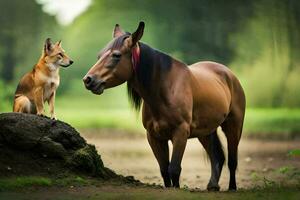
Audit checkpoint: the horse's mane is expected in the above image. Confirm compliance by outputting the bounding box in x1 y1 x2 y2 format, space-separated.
102 33 173 111
127 42 172 111
127 81 142 111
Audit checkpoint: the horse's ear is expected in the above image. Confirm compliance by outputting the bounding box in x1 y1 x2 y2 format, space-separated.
44 38 53 55
130 21 145 47
113 24 125 38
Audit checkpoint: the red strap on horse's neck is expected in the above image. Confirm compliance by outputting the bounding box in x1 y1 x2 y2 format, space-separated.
131 44 140 72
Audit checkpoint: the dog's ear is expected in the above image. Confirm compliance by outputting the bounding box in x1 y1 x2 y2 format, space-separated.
56 40 62 47
44 38 53 55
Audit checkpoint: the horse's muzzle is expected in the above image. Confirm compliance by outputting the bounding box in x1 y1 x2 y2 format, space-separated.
83 75 106 95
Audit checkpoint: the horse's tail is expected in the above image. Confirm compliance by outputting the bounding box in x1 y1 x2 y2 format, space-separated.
208 130 225 167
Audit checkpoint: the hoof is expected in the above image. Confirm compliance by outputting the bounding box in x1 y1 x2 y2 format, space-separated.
228 187 237 191
207 185 220 191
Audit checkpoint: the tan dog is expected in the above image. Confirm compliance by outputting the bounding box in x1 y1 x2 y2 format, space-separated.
13 38 73 119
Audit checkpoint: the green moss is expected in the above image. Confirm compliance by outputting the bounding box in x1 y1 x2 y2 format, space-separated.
69 145 103 175
68 144 117 179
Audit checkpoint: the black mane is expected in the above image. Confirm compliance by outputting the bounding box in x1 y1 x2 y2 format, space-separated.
101 33 173 111
127 42 172 111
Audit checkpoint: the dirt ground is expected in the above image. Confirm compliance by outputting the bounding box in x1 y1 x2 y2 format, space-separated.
82 130 300 190
1 130 299 200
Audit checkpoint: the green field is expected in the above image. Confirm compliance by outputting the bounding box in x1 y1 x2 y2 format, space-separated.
244 108 300 138
57 86 300 139
2 81 300 138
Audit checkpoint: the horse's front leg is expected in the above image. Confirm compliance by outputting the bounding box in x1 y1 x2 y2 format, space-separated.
169 123 189 188
147 132 171 187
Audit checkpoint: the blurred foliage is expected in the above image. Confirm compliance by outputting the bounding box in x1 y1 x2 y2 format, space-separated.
61 0 300 107
244 108 300 138
0 80 14 112
62 0 253 79
231 0 300 107
0 0 59 83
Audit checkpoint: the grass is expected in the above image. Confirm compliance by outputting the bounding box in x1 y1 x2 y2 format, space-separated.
54 84 144 132
2 81 300 137
80 188 300 200
0 173 299 199
57 107 142 131
0 176 91 191
56 85 300 138
0 176 52 191
52 176 90 187
45 188 300 200
0 185 299 200
0 175 299 199
56 82 300 137
244 108 300 138
56 98 300 138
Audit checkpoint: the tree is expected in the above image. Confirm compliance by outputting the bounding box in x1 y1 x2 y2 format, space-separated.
0 0 58 83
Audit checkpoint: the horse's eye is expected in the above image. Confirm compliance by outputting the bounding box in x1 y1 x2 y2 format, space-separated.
112 52 122 59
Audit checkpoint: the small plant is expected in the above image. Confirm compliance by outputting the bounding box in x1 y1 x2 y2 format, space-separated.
278 166 292 174
182 184 189 191
288 149 300 157
54 176 89 186
74 176 88 184
250 172 259 182
262 177 276 188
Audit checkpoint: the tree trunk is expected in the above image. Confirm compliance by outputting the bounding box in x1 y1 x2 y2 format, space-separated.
1 35 16 82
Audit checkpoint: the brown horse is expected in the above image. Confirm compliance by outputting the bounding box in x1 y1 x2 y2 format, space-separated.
83 22 246 191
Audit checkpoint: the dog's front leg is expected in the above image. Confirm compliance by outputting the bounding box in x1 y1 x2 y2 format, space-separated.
34 87 45 116
48 91 56 120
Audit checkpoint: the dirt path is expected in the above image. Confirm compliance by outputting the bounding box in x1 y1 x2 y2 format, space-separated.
83 131 300 190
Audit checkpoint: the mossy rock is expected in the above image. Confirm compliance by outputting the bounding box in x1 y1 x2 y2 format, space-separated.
68 144 116 179
0 113 117 179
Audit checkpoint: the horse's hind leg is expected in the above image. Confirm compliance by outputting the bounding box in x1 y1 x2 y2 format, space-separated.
198 131 225 191
147 132 171 187
221 110 244 191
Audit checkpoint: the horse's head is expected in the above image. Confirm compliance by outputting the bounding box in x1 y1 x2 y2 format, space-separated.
83 22 145 95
